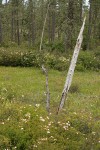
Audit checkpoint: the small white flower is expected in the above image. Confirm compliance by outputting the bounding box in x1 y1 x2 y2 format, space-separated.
41 138 48 141
35 104 40 108
54 139 57 141
47 116 49 120
40 117 45 122
7 117 10 121
92 132 96 135
50 136 54 138
33 145 37 148
73 112 77 115
22 95 24 98
76 132 79 135
25 113 31 118
21 118 27 123
47 131 50 134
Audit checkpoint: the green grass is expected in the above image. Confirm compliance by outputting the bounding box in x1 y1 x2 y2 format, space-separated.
0 67 100 150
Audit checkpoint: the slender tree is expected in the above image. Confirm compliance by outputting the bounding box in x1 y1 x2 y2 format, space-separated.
0 0 2 44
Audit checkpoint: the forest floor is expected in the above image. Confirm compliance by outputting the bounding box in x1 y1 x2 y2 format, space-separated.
0 67 100 150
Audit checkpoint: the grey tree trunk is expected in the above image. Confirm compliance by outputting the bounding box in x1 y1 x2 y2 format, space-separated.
0 1 2 44
11 10 14 41
28 0 35 47
65 0 74 51
51 0 56 43
40 2 50 51
0 12 2 44
87 0 92 50
57 17 86 114
16 10 20 45
42 65 50 114
80 0 83 22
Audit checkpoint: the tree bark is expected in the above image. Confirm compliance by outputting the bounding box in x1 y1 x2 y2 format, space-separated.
42 65 50 114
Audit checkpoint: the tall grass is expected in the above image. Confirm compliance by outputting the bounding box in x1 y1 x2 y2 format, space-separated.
0 67 100 149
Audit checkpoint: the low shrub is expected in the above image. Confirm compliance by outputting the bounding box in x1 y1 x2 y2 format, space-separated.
77 51 100 71
0 100 99 150
0 47 99 71
69 84 80 93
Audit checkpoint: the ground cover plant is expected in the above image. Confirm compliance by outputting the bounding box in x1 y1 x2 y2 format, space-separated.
0 47 100 71
0 67 100 150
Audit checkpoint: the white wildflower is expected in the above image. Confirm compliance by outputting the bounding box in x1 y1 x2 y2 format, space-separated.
35 104 40 108
21 118 27 123
92 132 96 135
54 139 57 141
73 112 77 115
7 117 10 121
40 116 45 122
25 113 31 119
47 116 49 120
41 138 48 141
50 136 54 138
33 145 37 148
47 131 50 134
22 95 24 98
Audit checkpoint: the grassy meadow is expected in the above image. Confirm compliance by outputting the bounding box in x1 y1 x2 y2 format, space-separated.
0 67 100 150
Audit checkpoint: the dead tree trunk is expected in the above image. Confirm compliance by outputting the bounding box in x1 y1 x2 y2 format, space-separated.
42 65 50 114
57 17 86 114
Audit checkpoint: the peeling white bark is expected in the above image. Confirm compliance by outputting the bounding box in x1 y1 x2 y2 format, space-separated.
57 17 86 114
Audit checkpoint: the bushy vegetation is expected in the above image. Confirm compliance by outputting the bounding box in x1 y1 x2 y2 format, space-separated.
0 47 100 71
0 67 100 150
0 102 99 150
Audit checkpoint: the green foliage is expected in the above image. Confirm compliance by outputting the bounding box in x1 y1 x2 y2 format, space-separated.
0 47 100 71
0 101 99 150
76 51 100 71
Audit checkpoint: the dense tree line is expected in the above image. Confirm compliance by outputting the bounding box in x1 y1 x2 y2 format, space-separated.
0 0 100 51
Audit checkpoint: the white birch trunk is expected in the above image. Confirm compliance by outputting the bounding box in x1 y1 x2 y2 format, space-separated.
57 17 86 114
